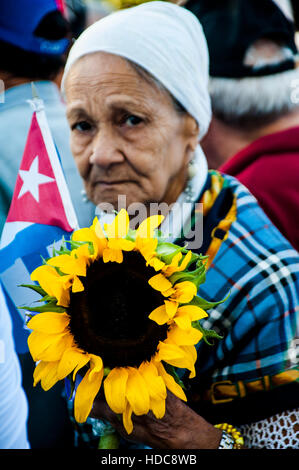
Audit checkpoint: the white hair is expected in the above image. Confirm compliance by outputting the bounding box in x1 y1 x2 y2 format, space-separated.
209 41 299 128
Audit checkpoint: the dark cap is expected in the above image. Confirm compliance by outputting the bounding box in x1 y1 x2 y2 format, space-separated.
184 0 298 78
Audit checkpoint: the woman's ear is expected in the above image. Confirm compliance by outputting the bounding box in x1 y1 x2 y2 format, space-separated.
183 115 199 161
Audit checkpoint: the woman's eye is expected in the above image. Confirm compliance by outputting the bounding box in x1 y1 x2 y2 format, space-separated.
123 115 143 127
72 121 92 132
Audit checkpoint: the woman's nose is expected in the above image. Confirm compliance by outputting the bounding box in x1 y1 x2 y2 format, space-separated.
89 128 124 167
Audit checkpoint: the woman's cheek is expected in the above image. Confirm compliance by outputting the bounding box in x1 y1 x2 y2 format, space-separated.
71 136 92 179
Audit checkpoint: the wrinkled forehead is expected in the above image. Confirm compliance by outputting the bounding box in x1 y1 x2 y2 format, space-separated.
63 51 174 115
64 52 138 94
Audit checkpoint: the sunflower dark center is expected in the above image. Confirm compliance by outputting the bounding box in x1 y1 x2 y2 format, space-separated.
68 251 168 368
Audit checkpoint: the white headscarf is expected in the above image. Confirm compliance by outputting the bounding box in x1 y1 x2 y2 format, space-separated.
62 1 211 139
62 2 212 241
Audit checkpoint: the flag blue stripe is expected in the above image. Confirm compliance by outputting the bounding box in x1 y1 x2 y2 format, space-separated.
0 223 70 273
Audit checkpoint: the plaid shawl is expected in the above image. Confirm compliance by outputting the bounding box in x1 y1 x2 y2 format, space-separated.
184 172 299 425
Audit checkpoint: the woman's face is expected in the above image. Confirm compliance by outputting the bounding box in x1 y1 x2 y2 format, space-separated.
65 52 198 210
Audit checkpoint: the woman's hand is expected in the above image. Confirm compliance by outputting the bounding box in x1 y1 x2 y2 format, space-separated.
90 391 222 449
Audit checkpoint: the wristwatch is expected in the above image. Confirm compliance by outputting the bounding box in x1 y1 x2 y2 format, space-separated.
218 430 236 449
215 423 244 449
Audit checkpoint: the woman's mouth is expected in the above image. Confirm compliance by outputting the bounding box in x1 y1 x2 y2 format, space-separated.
96 180 129 187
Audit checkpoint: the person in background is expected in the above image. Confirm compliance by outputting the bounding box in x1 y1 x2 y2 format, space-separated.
0 0 95 235
0 0 94 448
0 282 29 449
185 0 299 251
65 0 110 35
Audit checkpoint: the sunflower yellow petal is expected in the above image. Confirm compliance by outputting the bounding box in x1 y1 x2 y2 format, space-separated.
155 362 187 402
162 251 192 277
104 209 129 239
167 353 195 372
28 330 59 361
30 265 60 297
181 346 197 378
148 305 169 325
30 264 57 282
56 348 90 381
47 254 86 277
33 360 58 387
72 275 84 293
162 344 197 378
167 326 203 346
103 247 123 264
123 400 134 435
28 330 73 362
26 312 70 334
108 239 135 251
148 273 173 293
150 397 166 419
157 342 195 373
177 305 208 321
43 333 74 362
162 287 176 297
54 283 70 308
71 252 88 275
72 243 91 260
91 217 106 237
40 361 60 391
173 305 208 329
137 237 157 259
173 314 191 330
88 354 104 381
162 252 182 277
181 344 197 363
147 256 165 271
72 226 107 259
172 281 197 303
170 252 183 266
156 341 185 361
177 250 192 271
72 227 95 243
139 362 166 401
74 367 104 423
33 360 47 386
104 367 129 414
31 265 71 307
164 300 178 318
163 356 192 370
126 367 150 416
136 214 164 239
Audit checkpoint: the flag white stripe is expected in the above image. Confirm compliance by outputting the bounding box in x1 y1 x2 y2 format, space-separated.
34 102 79 231
0 222 33 249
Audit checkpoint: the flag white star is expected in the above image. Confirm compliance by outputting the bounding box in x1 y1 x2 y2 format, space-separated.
18 155 55 202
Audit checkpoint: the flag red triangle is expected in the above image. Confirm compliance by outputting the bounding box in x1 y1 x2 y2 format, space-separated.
7 112 73 232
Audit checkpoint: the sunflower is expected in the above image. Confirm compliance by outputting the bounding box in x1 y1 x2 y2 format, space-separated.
24 209 223 435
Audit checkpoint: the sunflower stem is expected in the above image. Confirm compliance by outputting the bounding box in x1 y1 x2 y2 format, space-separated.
98 432 119 449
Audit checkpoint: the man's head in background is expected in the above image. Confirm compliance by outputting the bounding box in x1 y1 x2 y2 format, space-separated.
0 0 70 85
184 0 299 168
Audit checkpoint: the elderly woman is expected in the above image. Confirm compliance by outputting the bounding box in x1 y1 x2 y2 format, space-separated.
61 2 299 449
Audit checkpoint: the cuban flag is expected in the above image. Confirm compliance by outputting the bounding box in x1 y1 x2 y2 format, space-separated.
0 89 79 353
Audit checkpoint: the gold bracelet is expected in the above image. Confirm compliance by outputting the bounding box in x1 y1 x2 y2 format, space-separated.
215 423 244 449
